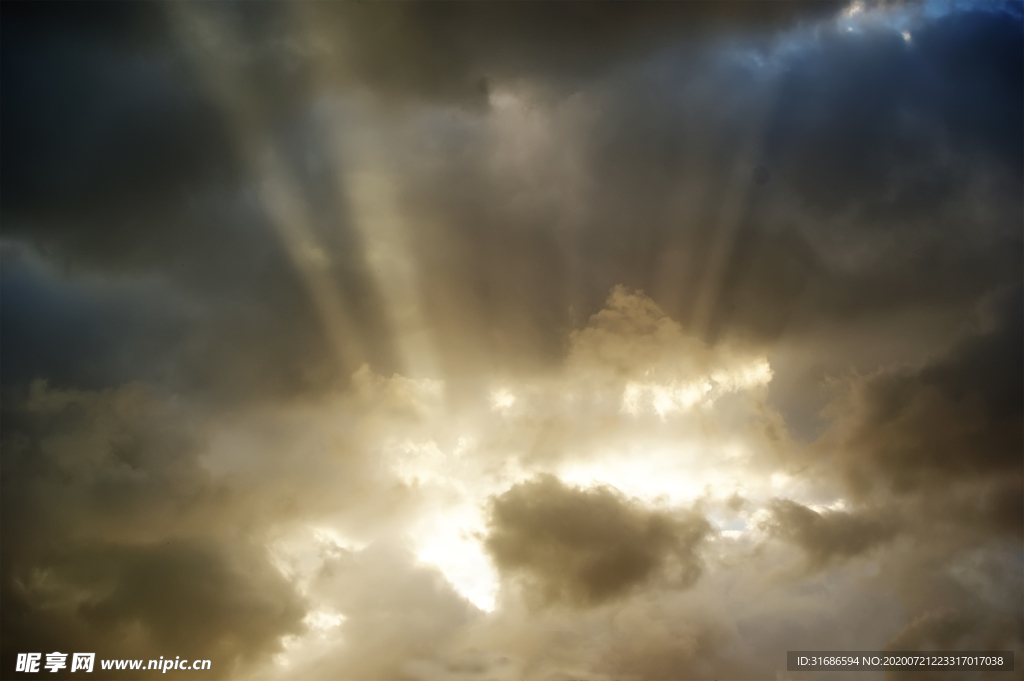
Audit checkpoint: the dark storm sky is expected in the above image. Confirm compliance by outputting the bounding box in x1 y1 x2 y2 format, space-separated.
2 2 1021 680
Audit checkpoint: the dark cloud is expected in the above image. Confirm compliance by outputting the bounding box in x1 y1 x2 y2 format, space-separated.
768 5 1023 213
485 476 709 607
0 217 355 404
1 3 241 269
1 1 1022 678
763 498 899 568
2 1 1021 398
392 0 1022 375
78 541 303 662
292 2 837 105
830 286 1023 496
1 2 399 400
748 4 1023 327
2 540 304 681
0 381 308 679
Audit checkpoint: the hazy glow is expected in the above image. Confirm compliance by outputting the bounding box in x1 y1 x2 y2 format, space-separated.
268 525 365 598
411 505 499 612
263 529 353 675
559 450 725 504
177 10 797 622
556 440 763 507
343 168 438 378
808 499 850 514
620 358 771 418
622 379 713 417
385 436 498 611
843 1 865 19
268 608 347 673
304 609 346 632
490 388 517 413
713 358 774 390
360 349 789 610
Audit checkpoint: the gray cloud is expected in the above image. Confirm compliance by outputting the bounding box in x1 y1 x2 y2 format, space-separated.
0 381 308 679
485 475 709 608
828 286 1023 497
762 498 900 569
2 0 1022 678
289 543 479 681
0 1 1019 416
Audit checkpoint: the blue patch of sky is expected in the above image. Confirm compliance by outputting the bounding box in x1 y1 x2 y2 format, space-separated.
0 239 201 390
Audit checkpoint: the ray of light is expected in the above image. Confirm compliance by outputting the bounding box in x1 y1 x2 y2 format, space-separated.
292 4 440 381
685 63 783 339
169 4 364 374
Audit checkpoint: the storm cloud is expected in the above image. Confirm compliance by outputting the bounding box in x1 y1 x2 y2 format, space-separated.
762 498 900 569
486 475 709 607
2 0 1021 679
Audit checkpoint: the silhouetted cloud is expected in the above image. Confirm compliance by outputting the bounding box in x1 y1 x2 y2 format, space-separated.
762 498 899 568
486 475 709 607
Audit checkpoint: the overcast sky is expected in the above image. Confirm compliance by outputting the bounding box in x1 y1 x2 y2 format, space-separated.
2 1 1022 680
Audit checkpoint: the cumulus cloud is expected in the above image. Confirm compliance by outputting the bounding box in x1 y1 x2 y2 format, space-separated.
762 498 900 569
485 475 709 607
289 543 479 681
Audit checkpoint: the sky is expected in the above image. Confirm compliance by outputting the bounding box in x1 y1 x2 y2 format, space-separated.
1 1 1021 680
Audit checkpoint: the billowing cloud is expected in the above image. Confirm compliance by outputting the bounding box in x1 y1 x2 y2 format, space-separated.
0 382 306 679
762 498 899 569
289 543 479 681
486 475 709 607
2 0 1021 679
829 286 1023 497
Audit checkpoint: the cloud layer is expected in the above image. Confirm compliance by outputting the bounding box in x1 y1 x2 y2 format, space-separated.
2 1 1021 679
